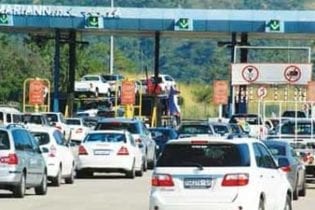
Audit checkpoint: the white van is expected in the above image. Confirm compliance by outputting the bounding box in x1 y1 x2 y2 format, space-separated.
0 107 23 125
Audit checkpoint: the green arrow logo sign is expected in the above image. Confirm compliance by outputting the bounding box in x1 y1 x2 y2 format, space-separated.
86 16 99 28
268 20 281 32
178 18 189 29
0 14 9 25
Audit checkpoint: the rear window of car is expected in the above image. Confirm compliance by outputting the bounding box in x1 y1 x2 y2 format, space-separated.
282 111 306 118
157 143 250 167
45 114 58 122
23 115 43 124
281 121 315 135
212 125 229 134
95 122 140 134
178 124 212 135
0 131 10 150
66 119 81 125
85 133 126 143
265 144 286 156
230 115 262 125
32 132 50 145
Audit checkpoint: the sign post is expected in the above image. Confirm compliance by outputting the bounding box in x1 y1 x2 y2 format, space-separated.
213 80 228 119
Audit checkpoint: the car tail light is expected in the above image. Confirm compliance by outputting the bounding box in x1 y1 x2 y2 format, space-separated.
117 146 129 155
0 153 18 165
222 173 249 187
281 166 292 173
76 128 83 134
152 174 174 187
78 145 88 155
49 145 57 157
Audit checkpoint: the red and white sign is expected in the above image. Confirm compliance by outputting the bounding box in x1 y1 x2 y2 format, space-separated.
121 80 136 105
257 86 267 99
284 65 301 83
29 80 45 105
213 80 228 105
241 65 259 83
232 63 312 85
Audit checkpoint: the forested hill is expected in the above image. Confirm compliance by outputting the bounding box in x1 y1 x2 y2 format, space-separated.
0 0 310 103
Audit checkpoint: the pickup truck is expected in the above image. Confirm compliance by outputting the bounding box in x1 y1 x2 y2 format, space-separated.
74 74 111 97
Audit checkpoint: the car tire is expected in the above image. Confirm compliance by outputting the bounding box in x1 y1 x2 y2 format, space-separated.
143 158 148 172
126 162 135 179
148 153 156 170
65 165 75 184
293 178 299 200
135 162 144 177
51 166 62 187
258 197 265 210
95 88 99 97
35 172 48 195
76 170 93 178
13 173 26 198
284 194 292 210
298 179 306 197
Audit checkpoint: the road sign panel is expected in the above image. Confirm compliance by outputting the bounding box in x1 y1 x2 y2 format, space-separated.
121 80 136 105
175 18 193 31
29 80 45 105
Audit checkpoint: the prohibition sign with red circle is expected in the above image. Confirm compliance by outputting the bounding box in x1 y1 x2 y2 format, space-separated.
284 65 301 83
241 65 259 83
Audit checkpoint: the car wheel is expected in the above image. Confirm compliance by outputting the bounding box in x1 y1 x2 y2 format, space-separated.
95 88 99 97
143 158 148 172
35 172 48 195
135 161 144 177
293 178 299 200
258 198 265 210
51 166 62 187
126 162 135 179
284 194 292 210
148 152 156 170
298 179 306 197
65 165 75 184
13 173 26 198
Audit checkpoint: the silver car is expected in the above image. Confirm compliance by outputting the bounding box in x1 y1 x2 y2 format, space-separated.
0 125 47 198
264 140 306 200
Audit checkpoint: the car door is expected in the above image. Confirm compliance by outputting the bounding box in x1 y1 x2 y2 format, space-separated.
142 123 156 161
290 147 305 189
254 143 283 210
28 131 46 185
53 130 73 176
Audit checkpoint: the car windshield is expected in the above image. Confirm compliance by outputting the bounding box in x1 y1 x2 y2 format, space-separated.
212 125 229 135
0 131 10 150
102 75 117 81
23 115 43 124
95 122 140 134
157 143 250 167
83 76 99 81
31 132 50 145
85 133 126 143
178 124 212 135
281 121 315 135
265 144 286 156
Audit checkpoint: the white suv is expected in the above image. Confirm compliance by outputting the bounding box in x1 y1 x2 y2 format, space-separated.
150 74 176 93
29 126 75 186
150 137 292 210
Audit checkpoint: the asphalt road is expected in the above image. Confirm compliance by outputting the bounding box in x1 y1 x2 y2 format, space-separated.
0 172 314 210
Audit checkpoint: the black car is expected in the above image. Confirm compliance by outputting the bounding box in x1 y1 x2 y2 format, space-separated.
149 127 178 155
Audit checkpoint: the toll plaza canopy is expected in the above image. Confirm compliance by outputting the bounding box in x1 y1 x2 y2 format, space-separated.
2 4 315 36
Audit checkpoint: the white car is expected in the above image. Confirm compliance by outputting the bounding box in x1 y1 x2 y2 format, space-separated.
75 74 111 97
42 112 72 141
65 117 91 143
30 126 75 186
150 74 176 93
76 130 144 178
150 137 293 210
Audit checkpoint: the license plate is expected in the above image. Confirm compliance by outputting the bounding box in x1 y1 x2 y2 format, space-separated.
94 150 111 155
184 178 212 189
